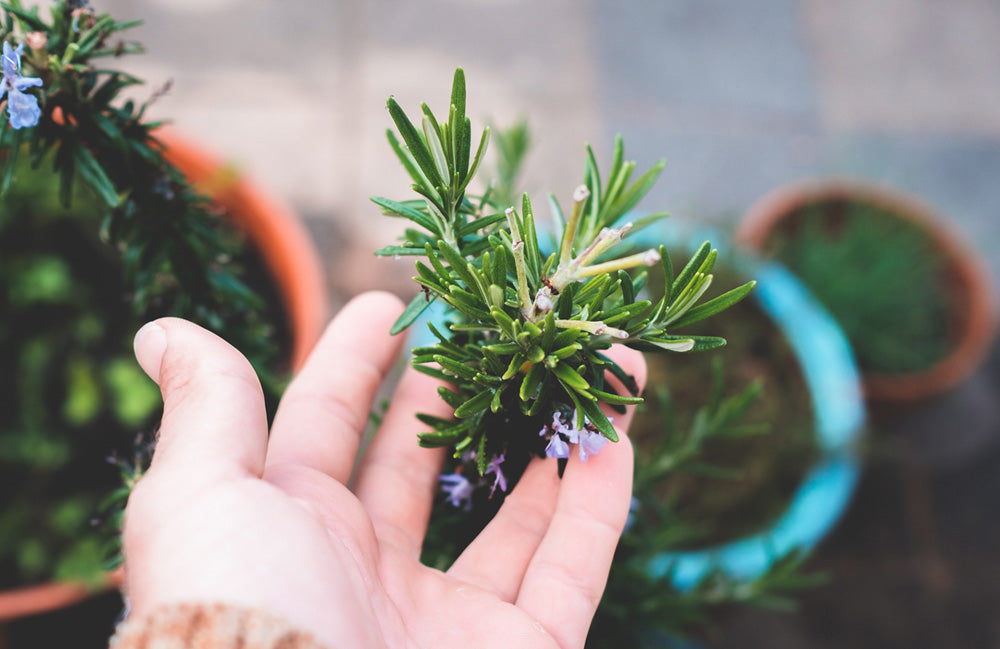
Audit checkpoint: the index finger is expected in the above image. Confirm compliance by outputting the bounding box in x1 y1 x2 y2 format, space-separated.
264 291 405 483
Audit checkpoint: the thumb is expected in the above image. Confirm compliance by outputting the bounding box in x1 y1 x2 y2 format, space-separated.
134 318 269 485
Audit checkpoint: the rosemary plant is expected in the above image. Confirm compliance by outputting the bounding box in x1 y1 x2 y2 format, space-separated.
0 0 286 585
375 68 755 501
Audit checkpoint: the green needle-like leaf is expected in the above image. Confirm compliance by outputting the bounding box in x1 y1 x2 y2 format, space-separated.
454 390 493 418
387 96 444 191
72 145 120 207
669 281 756 329
578 398 619 442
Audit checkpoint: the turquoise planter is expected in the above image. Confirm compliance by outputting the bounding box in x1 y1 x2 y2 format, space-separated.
638 225 865 590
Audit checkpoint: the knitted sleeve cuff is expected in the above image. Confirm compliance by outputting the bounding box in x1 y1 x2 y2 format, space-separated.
109 602 330 649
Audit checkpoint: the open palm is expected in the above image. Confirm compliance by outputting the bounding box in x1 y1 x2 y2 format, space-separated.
124 292 644 649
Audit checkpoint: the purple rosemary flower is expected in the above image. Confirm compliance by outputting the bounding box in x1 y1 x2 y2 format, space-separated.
1 42 43 129
546 409 611 462
577 428 608 462
438 473 473 511
552 410 581 443
541 412 571 458
485 454 507 495
544 433 571 459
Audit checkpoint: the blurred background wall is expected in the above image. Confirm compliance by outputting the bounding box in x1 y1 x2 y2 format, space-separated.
100 0 1000 296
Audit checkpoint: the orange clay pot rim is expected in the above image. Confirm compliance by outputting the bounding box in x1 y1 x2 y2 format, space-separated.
0 131 328 620
155 127 328 372
0 567 123 623
735 177 999 401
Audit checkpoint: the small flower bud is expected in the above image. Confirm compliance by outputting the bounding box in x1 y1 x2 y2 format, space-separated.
25 32 47 50
535 288 554 313
573 185 591 203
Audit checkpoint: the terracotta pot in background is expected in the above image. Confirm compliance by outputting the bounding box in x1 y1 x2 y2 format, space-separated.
0 131 329 623
158 129 329 372
735 179 999 403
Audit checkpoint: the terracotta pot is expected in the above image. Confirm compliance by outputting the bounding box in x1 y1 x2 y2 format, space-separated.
735 178 999 402
0 131 328 622
0 569 123 623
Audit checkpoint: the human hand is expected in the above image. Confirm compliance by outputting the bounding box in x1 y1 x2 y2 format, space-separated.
123 291 645 649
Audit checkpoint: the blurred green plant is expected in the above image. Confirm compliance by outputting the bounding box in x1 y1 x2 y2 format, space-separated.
0 0 279 362
0 0 289 587
589 360 823 646
766 200 951 374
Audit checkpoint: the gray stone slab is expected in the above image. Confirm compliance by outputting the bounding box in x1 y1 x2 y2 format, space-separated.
596 128 826 227
803 0 1000 135
590 0 822 132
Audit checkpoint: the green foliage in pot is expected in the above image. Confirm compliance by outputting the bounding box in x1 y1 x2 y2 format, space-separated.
763 199 952 375
636 263 819 549
591 364 824 646
0 157 158 587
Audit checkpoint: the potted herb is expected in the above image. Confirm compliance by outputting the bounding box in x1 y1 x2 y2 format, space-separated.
593 364 821 648
373 71 859 643
736 179 999 402
376 68 755 520
0 0 327 619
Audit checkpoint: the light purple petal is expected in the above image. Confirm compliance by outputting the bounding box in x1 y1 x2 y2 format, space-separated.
545 434 570 459
13 76 42 91
578 430 608 462
438 473 474 511
7 88 41 129
553 410 582 443
2 41 43 129
485 454 507 494
2 42 22 79
2 42 15 69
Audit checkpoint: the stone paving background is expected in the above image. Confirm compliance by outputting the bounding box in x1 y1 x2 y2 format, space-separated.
6 0 1000 647
93 0 1000 298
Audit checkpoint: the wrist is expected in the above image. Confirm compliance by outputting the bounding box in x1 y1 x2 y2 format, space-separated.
111 602 330 649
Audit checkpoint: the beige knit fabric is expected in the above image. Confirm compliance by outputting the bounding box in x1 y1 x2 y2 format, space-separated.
109 603 330 649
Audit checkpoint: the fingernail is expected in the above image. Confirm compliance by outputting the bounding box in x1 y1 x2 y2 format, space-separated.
133 321 167 382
